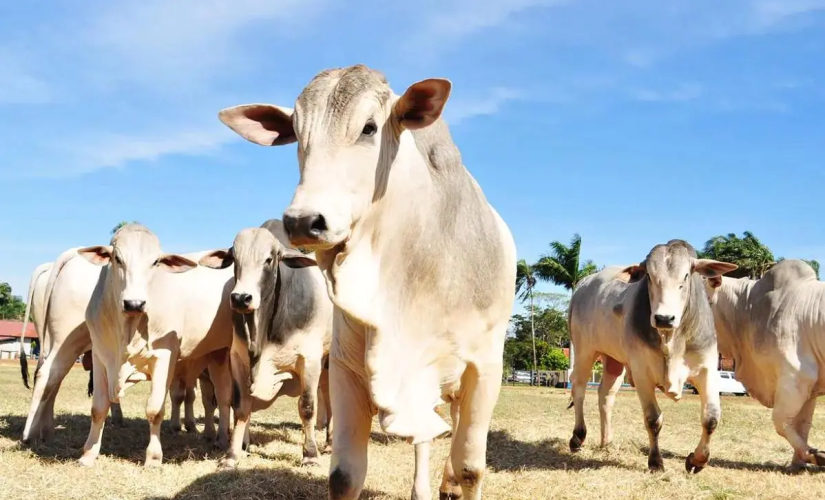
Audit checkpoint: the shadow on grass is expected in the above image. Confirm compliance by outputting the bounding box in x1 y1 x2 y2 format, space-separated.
142 467 390 500
486 430 635 472
638 445 801 474
251 420 404 447
0 414 231 465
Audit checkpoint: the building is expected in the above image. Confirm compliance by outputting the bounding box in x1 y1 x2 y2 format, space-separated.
0 320 38 360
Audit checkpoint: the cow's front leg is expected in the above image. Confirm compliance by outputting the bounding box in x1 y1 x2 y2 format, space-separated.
412 441 432 500
299 356 323 466
438 400 461 500
183 384 197 433
79 353 111 467
200 373 217 442
207 350 233 451
222 347 251 468
169 378 185 433
685 366 721 473
633 374 664 472
145 347 176 468
318 360 333 453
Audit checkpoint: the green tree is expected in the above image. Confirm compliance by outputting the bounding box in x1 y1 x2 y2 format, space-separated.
111 220 141 235
543 348 570 371
698 231 774 279
0 282 27 320
515 259 538 385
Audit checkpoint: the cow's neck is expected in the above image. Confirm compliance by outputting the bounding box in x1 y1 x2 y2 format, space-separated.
256 266 284 345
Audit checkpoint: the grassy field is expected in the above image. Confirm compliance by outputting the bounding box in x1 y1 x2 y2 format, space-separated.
1 365 824 500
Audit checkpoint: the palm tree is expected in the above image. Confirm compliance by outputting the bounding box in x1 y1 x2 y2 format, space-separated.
515 259 538 386
533 233 598 383
111 221 140 235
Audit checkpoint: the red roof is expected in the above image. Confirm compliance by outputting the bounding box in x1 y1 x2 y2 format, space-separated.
0 320 37 340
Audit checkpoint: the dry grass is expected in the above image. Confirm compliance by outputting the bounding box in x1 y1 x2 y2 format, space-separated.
1 365 824 500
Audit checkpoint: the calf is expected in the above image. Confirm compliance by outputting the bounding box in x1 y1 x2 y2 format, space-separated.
704 259 825 471
77 224 235 467
200 220 333 468
568 240 737 472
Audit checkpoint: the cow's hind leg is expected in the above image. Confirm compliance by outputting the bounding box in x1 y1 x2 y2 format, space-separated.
451 362 502 500
685 366 721 473
298 357 323 466
78 354 110 467
793 398 824 467
169 378 185 433
183 384 197 433
598 355 625 448
569 348 597 452
200 372 218 442
318 360 333 453
772 375 818 472
207 351 233 451
438 400 462 500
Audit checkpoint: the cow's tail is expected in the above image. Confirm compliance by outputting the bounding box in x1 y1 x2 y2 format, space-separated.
566 399 574 410
87 367 94 397
33 248 82 386
20 263 51 389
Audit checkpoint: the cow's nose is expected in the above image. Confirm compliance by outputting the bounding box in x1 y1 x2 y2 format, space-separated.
654 314 676 328
283 212 327 242
123 300 146 313
230 293 253 310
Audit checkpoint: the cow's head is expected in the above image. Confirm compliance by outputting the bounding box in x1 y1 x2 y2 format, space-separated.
199 228 316 314
621 242 737 332
216 64 451 251
77 224 197 316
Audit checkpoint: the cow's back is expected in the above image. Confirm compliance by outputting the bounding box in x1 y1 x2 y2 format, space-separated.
569 266 633 363
47 251 102 354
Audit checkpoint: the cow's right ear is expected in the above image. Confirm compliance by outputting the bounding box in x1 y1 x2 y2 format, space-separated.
199 249 234 269
280 248 318 269
77 245 113 266
618 263 646 283
393 78 452 130
218 104 297 147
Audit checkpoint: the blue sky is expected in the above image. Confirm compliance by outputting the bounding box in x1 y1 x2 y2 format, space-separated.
1 0 824 313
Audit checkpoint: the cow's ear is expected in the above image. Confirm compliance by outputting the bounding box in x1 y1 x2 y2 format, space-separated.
707 276 723 289
77 245 113 266
280 248 317 269
692 259 738 278
393 78 452 130
218 104 297 146
199 249 234 270
157 254 199 274
617 263 646 283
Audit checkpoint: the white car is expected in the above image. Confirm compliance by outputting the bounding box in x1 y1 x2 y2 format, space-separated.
686 371 749 396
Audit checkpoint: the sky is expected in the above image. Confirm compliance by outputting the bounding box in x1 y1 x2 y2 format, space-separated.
1 0 824 313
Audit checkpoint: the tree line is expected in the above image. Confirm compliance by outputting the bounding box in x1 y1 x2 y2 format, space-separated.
509 231 820 383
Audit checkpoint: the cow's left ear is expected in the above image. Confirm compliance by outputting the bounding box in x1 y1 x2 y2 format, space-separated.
77 245 113 266
280 248 317 269
157 253 199 274
692 259 738 278
218 104 297 147
393 78 452 130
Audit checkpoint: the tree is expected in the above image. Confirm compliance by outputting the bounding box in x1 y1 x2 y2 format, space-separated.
515 259 538 385
532 233 597 380
698 231 774 279
111 220 141 235
0 282 27 320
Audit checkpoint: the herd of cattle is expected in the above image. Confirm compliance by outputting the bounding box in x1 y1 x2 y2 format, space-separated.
11 64 825 500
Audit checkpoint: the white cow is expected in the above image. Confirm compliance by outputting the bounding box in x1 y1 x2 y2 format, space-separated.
568 240 737 472
200 219 333 468
75 224 235 467
217 64 516 500
21 249 216 444
19 262 53 388
704 259 825 471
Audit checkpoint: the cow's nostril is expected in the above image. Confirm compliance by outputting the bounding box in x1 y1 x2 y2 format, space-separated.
308 214 327 235
123 300 146 312
654 314 676 327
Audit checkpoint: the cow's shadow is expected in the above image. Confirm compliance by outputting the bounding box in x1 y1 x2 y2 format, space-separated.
0 414 233 465
486 429 634 472
142 467 388 500
638 445 805 474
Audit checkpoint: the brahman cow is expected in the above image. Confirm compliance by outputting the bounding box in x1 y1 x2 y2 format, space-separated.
217 63 517 500
568 240 737 473
21 248 217 444
76 224 235 467
200 219 333 468
704 259 825 471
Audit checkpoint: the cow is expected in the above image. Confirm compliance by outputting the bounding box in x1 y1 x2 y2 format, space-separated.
199 219 333 468
216 63 517 500
567 240 738 473
19 262 53 388
75 224 235 467
704 259 825 471
21 248 216 444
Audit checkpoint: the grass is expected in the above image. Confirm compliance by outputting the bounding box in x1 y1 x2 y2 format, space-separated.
1 365 824 500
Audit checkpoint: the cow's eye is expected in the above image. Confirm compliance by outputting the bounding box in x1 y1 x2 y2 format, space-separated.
264 257 273 266
114 255 123 266
361 122 377 137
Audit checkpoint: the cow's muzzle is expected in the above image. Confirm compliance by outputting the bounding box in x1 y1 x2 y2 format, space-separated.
230 292 254 313
283 211 328 247
122 300 146 316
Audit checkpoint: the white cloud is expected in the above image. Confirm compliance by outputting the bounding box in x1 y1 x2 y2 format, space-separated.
446 87 523 124
0 49 51 104
752 0 825 28
631 83 703 102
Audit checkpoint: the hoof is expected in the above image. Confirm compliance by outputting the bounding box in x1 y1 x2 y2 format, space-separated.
789 461 817 474
685 452 706 474
811 449 825 467
144 457 163 468
247 444 259 454
184 423 197 434
301 456 320 467
214 438 229 452
569 427 586 453
439 485 463 499
78 455 96 467
218 457 238 469
171 423 182 434
648 457 665 473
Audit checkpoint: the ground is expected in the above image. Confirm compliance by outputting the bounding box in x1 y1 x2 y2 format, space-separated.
1 365 824 500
